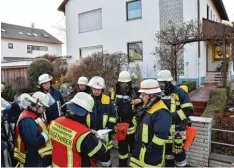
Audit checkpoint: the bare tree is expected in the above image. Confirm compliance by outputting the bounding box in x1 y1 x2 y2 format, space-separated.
52 17 66 39
62 52 129 92
153 20 201 81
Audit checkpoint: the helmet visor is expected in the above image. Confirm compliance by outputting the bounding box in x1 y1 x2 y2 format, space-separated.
66 102 87 116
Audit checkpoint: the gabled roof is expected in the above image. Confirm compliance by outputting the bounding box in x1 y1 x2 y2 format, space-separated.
212 0 229 21
1 22 63 44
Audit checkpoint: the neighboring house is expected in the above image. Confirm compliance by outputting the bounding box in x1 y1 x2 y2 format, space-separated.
58 0 232 85
1 22 63 84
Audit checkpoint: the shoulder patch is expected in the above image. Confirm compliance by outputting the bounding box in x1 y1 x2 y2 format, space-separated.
147 100 169 114
101 94 110 104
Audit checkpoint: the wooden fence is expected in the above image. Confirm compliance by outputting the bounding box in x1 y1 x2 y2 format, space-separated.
1 68 28 86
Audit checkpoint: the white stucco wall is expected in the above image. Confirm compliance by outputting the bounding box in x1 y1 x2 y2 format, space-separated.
65 0 160 78
65 0 225 80
1 38 62 61
182 0 223 83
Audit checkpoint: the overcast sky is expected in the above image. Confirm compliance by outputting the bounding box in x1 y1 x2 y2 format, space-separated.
1 0 234 55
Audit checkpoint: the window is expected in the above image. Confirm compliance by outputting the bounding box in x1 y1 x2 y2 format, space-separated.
27 45 48 53
210 10 212 20
207 5 209 19
27 33 32 36
79 9 102 33
8 43 13 49
79 45 103 58
213 15 215 21
27 45 32 53
19 32 23 34
126 0 142 20
127 41 143 61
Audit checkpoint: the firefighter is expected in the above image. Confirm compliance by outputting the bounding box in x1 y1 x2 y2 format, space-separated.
111 71 141 167
38 73 64 123
14 92 53 167
88 76 117 167
157 70 194 167
49 92 107 167
77 76 91 94
1 98 13 167
60 83 76 103
129 79 171 167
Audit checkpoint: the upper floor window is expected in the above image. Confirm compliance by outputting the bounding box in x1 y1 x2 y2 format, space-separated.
210 10 212 20
8 43 13 49
126 0 142 20
79 9 102 33
127 41 143 61
27 45 48 53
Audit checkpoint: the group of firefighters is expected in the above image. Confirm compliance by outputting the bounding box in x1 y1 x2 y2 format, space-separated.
1 69 194 167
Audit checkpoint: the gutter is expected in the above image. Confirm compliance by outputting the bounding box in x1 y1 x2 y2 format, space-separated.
197 0 201 85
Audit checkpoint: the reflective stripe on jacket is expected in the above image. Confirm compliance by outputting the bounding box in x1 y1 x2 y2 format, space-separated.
130 99 171 167
14 110 52 164
87 94 117 151
49 116 97 167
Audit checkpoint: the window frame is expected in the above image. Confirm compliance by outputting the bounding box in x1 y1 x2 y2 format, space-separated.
127 41 143 61
78 8 103 33
126 0 142 21
27 45 32 53
79 45 103 59
8 43 13 49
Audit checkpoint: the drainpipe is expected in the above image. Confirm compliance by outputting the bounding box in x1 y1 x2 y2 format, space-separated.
197 0 201 86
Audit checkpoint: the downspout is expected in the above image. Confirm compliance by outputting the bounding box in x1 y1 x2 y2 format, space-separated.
197 0 201 86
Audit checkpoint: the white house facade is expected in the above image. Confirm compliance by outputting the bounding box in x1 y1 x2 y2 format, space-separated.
58 0 231 85
1 23 63 68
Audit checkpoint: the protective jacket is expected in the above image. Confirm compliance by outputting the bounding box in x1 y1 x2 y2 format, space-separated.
130 99 171 167
14 110 52 167
49 116 106 167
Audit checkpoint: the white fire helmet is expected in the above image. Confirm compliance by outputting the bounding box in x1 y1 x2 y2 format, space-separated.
118 71 131 83
88 76 105 89
157 70 173 82
77 76 89 85
38 74 53 85
26 92 50 107
66 92 94 116
138 79 162 95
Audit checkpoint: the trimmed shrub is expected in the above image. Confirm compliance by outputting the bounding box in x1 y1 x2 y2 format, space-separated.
1 82 34 101
27 58 54 88
181 81 196 93
202 88 227 117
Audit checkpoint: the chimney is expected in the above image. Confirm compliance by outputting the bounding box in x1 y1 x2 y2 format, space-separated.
31 23 35 28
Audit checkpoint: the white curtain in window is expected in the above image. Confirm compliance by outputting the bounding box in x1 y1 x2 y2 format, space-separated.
79 9 102 33
80 46 103 58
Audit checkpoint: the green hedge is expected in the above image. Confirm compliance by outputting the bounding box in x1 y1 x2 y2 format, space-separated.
202 88 227 118
181 81 197 93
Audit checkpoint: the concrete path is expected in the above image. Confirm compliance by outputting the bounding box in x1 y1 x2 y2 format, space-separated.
189 84 217 102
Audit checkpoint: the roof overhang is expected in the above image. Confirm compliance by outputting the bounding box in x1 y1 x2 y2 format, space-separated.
58 0 69 13
212 0 229 21
1 60 32 69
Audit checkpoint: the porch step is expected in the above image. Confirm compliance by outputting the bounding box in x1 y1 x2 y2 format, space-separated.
205 72 223 84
